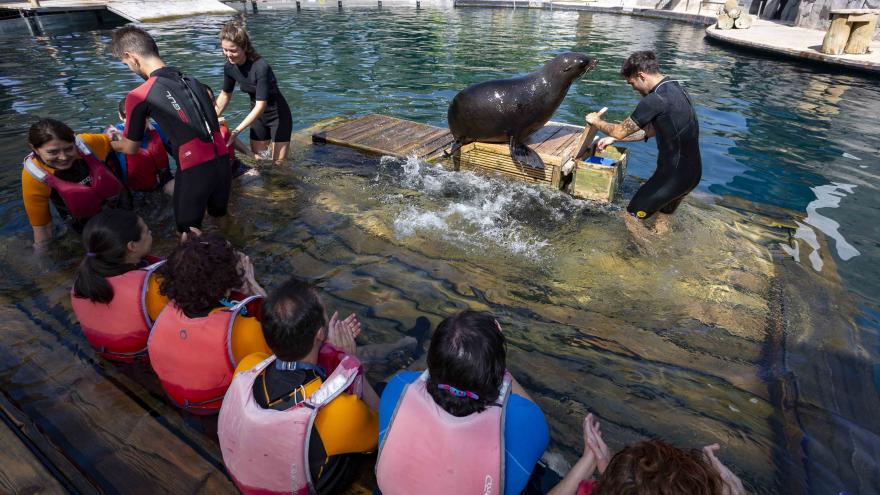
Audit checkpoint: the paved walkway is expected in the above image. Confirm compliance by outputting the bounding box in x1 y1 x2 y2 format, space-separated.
706 19 880 74
456 0 880 75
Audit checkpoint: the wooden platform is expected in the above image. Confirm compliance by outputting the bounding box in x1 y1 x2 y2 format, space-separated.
312 114 627 202
0 0 235 23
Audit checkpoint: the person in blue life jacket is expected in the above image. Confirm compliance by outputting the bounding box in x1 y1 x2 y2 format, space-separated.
108 97 174 194
376 310 550 495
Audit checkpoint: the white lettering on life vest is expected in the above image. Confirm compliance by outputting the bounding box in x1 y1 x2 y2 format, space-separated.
483 475 493 495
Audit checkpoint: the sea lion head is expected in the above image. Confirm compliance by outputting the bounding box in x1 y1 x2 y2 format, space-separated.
543 52 598 81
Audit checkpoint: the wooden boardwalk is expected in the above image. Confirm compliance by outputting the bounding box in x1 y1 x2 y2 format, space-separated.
0 0 235 22
312 114 627 202
313 114 456 162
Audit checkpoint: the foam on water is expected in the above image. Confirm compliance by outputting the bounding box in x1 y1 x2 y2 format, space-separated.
375 155 601 260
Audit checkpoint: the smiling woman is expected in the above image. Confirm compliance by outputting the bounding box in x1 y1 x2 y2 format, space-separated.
214 21 293 166
20 118 129 248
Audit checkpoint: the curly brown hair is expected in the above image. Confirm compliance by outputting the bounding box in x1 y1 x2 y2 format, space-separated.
593 439 724 495
158 234 242 317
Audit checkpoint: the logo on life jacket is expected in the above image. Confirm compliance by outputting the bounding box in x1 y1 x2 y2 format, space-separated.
483 475 494 495
179 329 188 340
165 91 189 124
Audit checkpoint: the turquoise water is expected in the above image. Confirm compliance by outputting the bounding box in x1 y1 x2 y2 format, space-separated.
0 6 878 494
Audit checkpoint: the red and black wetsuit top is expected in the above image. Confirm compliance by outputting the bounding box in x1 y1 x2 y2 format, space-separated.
124 67 228 171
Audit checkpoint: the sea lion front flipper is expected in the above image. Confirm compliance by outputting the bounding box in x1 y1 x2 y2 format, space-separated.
444 139 465 158
509 137 544 169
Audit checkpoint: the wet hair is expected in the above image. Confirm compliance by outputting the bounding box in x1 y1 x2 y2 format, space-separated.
158 234 242 317
261 277 327 361
73 210 144 303
426 311 506 417
219 22 261 62
110 25 160 59
28 118 75 149
593 439 724 495
620 51 660 79
118 97 126 119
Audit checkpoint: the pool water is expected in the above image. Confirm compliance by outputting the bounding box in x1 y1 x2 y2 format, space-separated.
0 6 878 494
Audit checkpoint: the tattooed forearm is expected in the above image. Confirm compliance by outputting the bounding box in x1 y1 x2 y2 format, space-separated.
619 129 647 141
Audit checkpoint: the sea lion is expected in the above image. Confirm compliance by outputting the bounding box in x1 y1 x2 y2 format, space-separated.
447 52 598 169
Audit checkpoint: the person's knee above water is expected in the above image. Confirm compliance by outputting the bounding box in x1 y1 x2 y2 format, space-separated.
585 50 702 221
21 118 130 249
109 26 231 233
218 276 380 495
108 97 173 193
376 311 550 495
548 414 746 495
71 209 167 362
214 21 293 166
148 232 270 413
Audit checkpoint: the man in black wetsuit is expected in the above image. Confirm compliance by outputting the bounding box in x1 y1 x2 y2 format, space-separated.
585 51 702 240
109 26 232 233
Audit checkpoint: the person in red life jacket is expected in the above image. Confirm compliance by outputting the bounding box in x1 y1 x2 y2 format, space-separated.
71 209 168 362
219 276 382 495
21 118 131 250
215 22 293 166
148 232 271 413
376 311 550 495
109 26 232 233
203 85 252 178
548 414 746 495
108 97 174 194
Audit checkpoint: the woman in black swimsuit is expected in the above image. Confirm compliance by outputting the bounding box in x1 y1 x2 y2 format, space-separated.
215 22 293 166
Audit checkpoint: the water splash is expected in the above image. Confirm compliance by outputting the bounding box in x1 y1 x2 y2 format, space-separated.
780 182 859 272
375 155 597 260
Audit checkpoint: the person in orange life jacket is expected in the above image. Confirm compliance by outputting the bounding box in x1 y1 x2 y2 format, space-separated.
21 118 132 250
71 209 168 362
547 414 746 495
148 232 270 413
109 26 232 233
215 22 293 166
107 97 174 194
219 276 381 495
377 311 550 495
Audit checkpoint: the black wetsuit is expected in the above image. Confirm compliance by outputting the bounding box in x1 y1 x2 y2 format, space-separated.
254 366 361 494
627 77 702 218
125 67 231 232
223 58 293 143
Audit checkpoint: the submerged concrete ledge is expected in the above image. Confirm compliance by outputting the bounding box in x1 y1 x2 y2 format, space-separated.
705 20 880 75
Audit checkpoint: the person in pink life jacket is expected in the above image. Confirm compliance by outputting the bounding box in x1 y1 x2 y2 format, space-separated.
548 413 746 495
71 209 168 362
219 276 381 495
376 310 550 495
21 118 131 250
107 97 174 194
148 232 271 414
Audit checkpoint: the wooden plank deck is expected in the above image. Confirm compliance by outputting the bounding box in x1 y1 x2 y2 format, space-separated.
313 114 456 161
312 114 626 202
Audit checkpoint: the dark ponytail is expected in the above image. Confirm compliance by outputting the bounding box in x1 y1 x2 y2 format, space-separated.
73 209 144 303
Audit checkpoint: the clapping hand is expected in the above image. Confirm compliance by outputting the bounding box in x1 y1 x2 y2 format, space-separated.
327 311 359 356
703 444 746 495
585 413 611 474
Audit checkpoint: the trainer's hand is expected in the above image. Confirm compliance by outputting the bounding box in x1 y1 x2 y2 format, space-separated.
585 107 608 126
597 136 617 151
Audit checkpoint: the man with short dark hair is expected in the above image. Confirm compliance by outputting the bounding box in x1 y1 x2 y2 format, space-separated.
218 276 381 495
109 26 231 233
585 50 702 240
